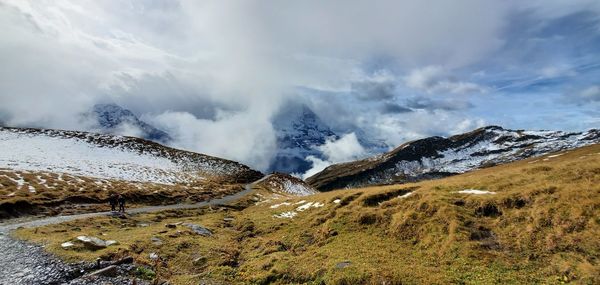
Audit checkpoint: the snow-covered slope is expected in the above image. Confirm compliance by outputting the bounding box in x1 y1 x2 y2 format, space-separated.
306 126 600 191
254 173 318 196
0 127 262 185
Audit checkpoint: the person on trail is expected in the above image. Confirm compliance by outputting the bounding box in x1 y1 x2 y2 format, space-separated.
118 195 126 212
109 194 118 212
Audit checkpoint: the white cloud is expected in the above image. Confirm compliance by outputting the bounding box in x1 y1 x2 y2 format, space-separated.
404 66 488 94
1 0 599 171
302 133 367 179
573 86 600 103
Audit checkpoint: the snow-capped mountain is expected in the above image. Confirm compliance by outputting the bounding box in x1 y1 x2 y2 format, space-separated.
0 127 262 185
306 126 600 191
87 103 171 142
269 103 389 174
269 104 338 174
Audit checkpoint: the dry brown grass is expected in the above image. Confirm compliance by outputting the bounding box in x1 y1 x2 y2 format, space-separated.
0 170 244 218
16 144 600 284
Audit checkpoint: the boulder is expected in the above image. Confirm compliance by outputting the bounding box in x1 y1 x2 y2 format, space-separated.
61 242 75 249
76 236 107 250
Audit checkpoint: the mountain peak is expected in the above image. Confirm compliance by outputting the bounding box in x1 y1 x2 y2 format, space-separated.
89 103 171 143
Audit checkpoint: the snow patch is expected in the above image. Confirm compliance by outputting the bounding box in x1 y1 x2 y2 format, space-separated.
270 202 291 209
457 189 496 195
273 211 297 219
296 202 314 211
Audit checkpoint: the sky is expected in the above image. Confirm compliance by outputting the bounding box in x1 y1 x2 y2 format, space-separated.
1 0 599 171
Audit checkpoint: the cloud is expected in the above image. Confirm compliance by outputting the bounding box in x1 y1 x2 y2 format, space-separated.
302 133 367 178
1 0 600 171
567 86 600 104
351 71 397 101
405 97 474 111
381 103 413 114
404 66 488 94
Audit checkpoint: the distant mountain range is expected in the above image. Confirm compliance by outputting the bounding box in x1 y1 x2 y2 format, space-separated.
306 126 600 191
85 103 385 175
87 103 171 143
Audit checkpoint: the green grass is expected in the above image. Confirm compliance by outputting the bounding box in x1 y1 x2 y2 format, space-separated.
15 144 600 284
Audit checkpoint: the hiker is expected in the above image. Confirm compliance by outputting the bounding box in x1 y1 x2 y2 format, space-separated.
118 194 126 212
109 194 118 212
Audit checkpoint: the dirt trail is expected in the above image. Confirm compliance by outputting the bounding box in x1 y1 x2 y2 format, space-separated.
0 184 255 285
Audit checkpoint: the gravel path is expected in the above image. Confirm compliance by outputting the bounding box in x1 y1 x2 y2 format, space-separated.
0 184 254 285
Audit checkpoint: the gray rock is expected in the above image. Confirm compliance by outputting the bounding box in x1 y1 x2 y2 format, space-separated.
182 223 212 236
335 261 352 269
151 237 163 245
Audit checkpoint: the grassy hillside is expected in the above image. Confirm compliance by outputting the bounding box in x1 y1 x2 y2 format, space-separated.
15 143 600 284
0 169 245 218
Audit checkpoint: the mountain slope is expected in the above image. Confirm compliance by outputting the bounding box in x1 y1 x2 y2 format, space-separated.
18 143 600 284
307 126 600 191
0 127 263 218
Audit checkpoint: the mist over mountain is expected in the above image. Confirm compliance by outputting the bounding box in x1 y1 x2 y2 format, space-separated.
86 104 171 143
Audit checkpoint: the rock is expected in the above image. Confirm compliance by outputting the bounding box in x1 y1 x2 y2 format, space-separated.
151 237 163 245
105 240 119 246
182 223 212 236
61 242 75 249
112 256 134 265
165 222 182 229
168 231 183 238
335 261 352 269
88 265 117 277
149 252 159 260
76 236 107 250
223 217 235 222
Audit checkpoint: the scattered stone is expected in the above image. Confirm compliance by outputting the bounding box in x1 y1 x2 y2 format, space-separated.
88 265 117 277
61 242 75 249
335 261 352 269
105 240 119 246
149 252 159 260
151 237 163 246
182 223 212 236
